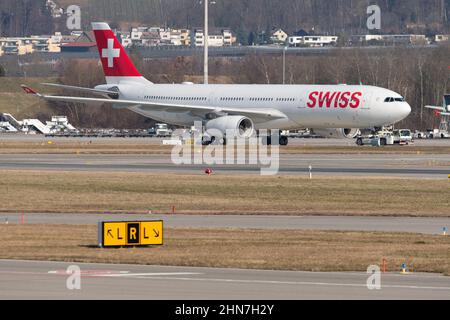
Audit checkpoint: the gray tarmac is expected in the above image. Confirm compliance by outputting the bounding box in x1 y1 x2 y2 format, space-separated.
1 136 449 300
1 213 449 235
1 260 449 300
1 134 449 177
0 152 448 177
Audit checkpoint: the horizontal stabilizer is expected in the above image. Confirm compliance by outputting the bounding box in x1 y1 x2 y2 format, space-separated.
41 83 119 99
425 105 445 111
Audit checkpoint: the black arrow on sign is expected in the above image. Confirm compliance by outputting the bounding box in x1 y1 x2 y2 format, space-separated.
153 229 160 237
107 229 113 238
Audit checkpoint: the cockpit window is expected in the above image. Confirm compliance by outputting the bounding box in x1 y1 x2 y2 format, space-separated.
384 97 405 102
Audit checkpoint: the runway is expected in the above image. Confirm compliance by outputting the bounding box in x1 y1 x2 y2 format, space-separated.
2 213 449 235
1 260 449 300
0 153 448 177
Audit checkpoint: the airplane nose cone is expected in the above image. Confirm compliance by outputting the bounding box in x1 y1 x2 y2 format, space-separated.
402 102 412 119
393 102 411 122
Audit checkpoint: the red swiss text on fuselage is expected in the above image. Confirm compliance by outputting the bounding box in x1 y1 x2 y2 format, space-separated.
307 91 362 109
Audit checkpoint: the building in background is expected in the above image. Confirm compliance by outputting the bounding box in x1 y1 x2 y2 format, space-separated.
270 28 288 44
193 28 236 47
288 35 338 47
434 34 449 43
0 25 234 56
60 31 97 53
0 35 61 56
350 34 428 46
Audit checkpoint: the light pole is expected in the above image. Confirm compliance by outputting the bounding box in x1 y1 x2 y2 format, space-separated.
201 0 216 85
204 0 208 85
282 46 287 84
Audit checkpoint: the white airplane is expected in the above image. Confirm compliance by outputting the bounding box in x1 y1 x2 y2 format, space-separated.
425 94 450 116
22 22 411 145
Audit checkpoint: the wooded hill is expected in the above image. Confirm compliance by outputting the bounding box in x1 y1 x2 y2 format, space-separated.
2 0 450 42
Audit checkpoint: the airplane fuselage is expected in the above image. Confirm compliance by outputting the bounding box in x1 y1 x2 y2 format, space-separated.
117 83 411 130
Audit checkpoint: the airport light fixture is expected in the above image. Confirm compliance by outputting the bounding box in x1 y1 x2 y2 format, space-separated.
200 0 216 85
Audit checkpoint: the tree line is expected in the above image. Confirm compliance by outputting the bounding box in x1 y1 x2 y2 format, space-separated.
0 0 53 37
2 0 450 42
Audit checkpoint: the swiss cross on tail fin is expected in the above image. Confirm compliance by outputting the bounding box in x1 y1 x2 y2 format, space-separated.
91 22 141 78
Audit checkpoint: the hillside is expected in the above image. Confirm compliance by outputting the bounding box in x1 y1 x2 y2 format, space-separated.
2 1 450 40
0 77 57 120
57 0 450 40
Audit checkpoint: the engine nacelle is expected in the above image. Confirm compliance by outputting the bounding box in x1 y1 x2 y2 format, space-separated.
205 116 254 139
313 128 360 139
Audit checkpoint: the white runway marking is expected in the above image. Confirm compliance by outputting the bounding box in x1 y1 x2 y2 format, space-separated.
100 272 203 277
131 276 450 291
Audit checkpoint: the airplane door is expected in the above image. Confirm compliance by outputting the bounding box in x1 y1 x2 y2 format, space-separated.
357 91 373 124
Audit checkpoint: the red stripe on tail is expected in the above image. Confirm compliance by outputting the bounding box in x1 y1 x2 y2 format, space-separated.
92 23 141 77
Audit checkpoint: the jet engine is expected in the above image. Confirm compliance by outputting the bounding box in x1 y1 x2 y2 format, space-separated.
205 116 254 143
312 128 360 139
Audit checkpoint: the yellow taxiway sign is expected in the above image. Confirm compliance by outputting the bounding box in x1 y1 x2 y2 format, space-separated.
100 220 163 247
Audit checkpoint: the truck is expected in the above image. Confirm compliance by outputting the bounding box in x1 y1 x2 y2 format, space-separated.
356 130 393 146
356 128 413 146
427 119 449 139
392 129 413 144
149 123 172 138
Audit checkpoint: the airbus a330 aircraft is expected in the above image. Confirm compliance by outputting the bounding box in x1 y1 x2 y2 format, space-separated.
22 22 411 145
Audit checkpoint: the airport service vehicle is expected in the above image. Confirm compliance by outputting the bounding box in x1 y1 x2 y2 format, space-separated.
427 128 450 139
393 129 413 144
356 128 413 146
425 95 450 138
22 22 411 145
356 130 393 146
155 123 172 137
429 120 449 139
413 130 427 139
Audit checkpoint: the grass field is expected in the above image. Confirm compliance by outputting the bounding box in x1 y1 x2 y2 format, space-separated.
0 77 57 119
1 170 449 216
1 224 449 274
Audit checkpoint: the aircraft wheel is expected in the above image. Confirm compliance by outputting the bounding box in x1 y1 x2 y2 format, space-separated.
356 138 363 146
279 136 288 146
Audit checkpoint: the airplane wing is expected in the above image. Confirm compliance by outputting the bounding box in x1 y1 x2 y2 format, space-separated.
21 85 287 122
425 105 445 111
41 83 119 99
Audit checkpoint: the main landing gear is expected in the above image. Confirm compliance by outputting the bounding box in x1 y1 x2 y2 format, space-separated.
262 133 289 146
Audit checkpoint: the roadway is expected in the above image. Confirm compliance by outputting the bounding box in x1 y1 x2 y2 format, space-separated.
0 45 438 63
1 260 449 300
1 213 449 235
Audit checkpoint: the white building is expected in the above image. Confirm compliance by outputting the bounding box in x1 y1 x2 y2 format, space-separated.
270 29 288 44
131 27 148 41
121 36 133 48
159 29 171 44
222 29 233 46
351 34 427 45
288 35 338 47
194 29 234 47
434 34 449 43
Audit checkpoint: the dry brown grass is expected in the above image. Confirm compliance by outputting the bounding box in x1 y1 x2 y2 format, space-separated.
0 170 449 216
0 140 172 155
0 77 58 119
0 224 449 274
